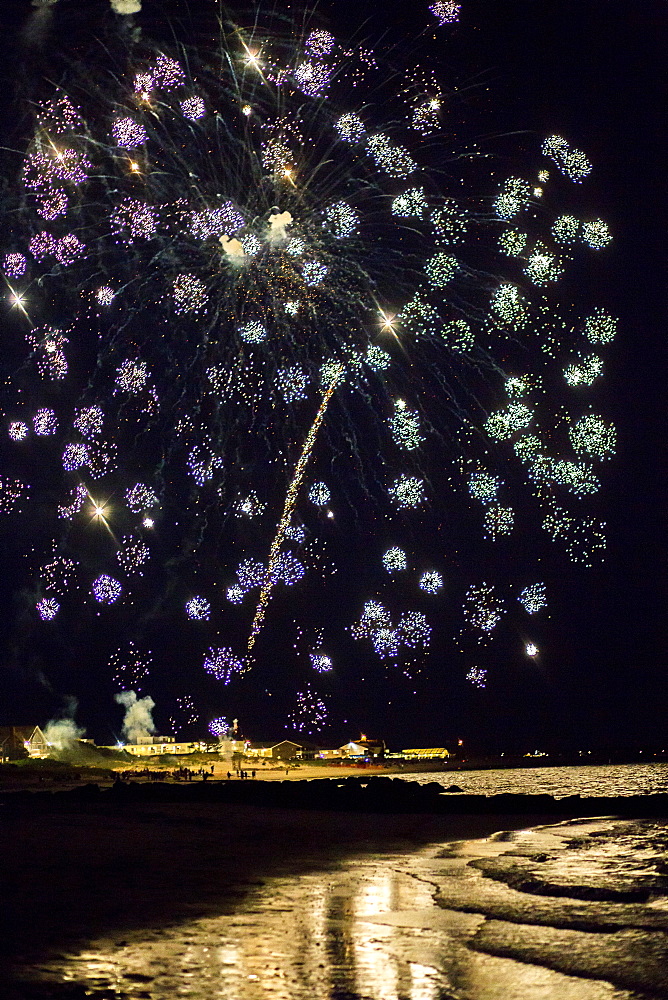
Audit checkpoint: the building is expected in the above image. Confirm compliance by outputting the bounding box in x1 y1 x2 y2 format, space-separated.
401 748 451 759
339 736 386 760
247 740 304 760
0 725 50 760
103 736 210 757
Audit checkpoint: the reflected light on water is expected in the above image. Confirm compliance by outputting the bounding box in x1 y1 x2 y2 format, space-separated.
24 851 456 1000
18 824 653 1000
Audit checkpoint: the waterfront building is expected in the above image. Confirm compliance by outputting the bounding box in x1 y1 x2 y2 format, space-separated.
247 740 304 760
103 736 210 756
401 748 451 759
0 725 49 760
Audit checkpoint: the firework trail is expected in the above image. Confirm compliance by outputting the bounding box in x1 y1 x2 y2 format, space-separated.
248 362 344 651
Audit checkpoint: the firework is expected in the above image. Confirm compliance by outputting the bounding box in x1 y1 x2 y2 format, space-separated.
530 456 600 496
237 558 266 593
111 198 158 242
351 600 392 640
425 251 458 286
483 504 514 540
33 408 58 436
288 685 328 733
238 320 267 344
564 354 604 387
463 584 504 638
382 547 407 573
389 400 424 450
366 133 416 177
498 229 527 256
117 535 150 575
373 627 400 660
569 414 616 460
469 471 501 504
91 574 123 605
323 201 359 238
277 365 309 402
388 475 426 508
180 96 206 120
310 651 333 672
552 215 580 244
203 647 246 684
581 220 612 250
226 584 244 604
398 610 431 649
73 406 104 438
3 253 27 278
519 583 547 614
234 491 266 518
0 6 617 730
112 116 148 148
8 421 29 442
173 273 208 314
36 597 60 621
61 443 89 472
125 483 159 513
583 309 618 344
430 2 461 25
541 135 592 182
490 283 527 328
466 666 487 688
524 243 563 286
485 403 533 441
392 188 428 218
109 642 152 691
270 551 305 586
58 484 88 519
419 570 443 594
208 717 231 738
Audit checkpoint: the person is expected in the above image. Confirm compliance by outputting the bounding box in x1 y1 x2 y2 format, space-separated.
227 770 231 780
252 769 256 779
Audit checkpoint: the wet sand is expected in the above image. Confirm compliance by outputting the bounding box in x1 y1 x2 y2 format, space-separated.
3 784 667 999
1 790 561 996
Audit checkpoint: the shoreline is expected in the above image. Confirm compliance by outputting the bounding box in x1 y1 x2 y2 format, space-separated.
4 787 667 998
1 786 567 969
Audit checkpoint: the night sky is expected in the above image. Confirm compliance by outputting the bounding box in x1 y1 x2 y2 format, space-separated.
0 0 665 752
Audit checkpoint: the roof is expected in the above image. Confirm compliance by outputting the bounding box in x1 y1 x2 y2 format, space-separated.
249 740 304 750
0 725 45 742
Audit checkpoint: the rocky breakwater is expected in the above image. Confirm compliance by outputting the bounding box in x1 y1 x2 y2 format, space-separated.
3 774 668 817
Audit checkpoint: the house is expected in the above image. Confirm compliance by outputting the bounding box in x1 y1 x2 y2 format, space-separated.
99 736 209 756
0 725 50 760
401 748 451 759
339 736 386 760
247 740 304 760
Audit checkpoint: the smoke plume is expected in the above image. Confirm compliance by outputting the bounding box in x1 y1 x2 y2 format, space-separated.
43 697 86 749
115 690 156 743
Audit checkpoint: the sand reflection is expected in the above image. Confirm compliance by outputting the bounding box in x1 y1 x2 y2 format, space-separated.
25 841 632 1000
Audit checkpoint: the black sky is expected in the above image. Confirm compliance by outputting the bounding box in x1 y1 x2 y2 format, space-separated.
0 0 665 751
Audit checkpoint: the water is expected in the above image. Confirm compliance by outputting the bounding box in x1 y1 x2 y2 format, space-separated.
15 818 668 1000
398 762 668 798
7 764 668 1000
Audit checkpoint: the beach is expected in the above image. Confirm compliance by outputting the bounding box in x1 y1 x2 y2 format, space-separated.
2 775 668 999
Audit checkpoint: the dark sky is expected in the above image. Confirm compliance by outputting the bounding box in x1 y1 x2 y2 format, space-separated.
0 0 665 752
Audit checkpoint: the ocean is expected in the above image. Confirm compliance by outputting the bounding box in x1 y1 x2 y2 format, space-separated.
398 762 668 798
8 763 668 1000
